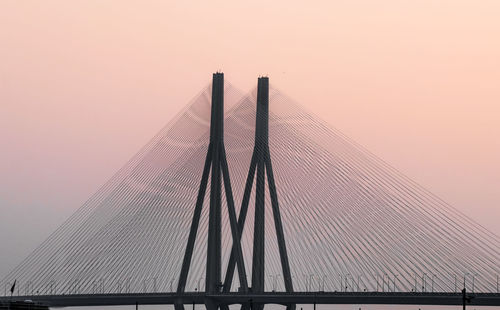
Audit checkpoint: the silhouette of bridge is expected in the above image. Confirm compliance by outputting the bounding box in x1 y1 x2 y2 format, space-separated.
1 73 499 309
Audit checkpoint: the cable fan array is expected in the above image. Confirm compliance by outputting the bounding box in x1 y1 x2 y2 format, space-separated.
1 82 499 296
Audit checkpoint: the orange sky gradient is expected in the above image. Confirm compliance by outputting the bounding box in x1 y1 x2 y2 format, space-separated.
0 1 499 279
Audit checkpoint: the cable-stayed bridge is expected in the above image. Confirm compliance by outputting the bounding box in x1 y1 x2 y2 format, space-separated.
1 73 499 309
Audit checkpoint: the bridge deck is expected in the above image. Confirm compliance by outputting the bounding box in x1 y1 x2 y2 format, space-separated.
2 292 500 308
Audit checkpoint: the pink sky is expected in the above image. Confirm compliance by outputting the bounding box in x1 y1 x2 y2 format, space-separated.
0 1 499 279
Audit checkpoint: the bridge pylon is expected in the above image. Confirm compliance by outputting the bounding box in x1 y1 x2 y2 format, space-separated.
176 73 248 310
222 77 295 310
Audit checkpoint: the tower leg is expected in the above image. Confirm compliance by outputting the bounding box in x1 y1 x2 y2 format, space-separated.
251 157 266 310
205 298 218 310
223 153 257 292
265 152 293 293
206 72 224 294
220 147 248 291
177 147 213 294
207 141 222 293
251 158 265 294
174 303 185 310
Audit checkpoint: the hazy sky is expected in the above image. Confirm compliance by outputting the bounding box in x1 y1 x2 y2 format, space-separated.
1 0 499 284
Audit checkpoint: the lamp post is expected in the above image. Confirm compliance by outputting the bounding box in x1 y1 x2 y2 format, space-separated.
496 275 498 293
393 275 398 292
25 281 32 296
197 277 204 292
49 280 56 295
346 274 350 292
267 275 273 292
422 273 427 292
383 274 387 292
471 274 476 293
431 274 436 293
4 282 11 297
142 279 147 293
463 273 470 291
193 288 197 310
72 279 80 294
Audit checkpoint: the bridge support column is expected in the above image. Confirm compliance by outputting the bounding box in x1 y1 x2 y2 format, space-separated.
223 77 295 310
205 298 218 310
177 73 249 310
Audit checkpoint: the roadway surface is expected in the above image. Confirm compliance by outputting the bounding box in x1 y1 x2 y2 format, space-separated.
2 292 500 307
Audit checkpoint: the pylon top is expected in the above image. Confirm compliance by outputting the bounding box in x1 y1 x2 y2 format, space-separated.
210 72 224 143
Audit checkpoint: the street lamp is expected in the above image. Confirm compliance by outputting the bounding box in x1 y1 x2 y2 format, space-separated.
268 275 274 292
100 278 105 294
127 277 131 293
383 274 388 292
431 274 436 293
463 273 470 291
422 273 427 292
25 281 32 296
303 274 309 292
413 273 418 292
49 280 56 295
72 279 80 294
193 287 197 310
471 274 477 293
197 277 204 292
